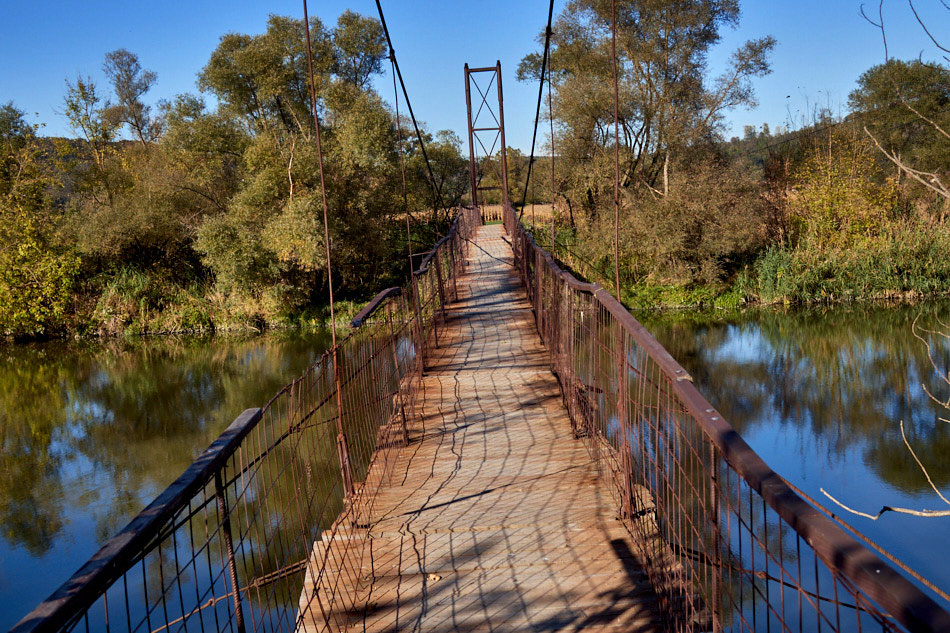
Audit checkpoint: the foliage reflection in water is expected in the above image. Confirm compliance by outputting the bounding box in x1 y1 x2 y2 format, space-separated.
640 300 950 606
0 330 331 630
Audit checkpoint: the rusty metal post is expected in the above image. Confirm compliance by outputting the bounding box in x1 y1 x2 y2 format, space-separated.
709 441 722 632
429 274 440 349
411 273 425 377
214 472 246 633
534 249 542 334
303 0 354 501
387 303 410 446
336 418 354 498
450 236 459 301
463 64 479 214
496 61 510 212
568 287 579 437
618 329 633 520
548 53 556 257
433 250 448 327
610 0 622 301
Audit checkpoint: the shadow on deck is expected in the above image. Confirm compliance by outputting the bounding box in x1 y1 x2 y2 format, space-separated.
296 224 666 633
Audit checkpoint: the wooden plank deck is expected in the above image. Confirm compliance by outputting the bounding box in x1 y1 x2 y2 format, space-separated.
297 224 661 632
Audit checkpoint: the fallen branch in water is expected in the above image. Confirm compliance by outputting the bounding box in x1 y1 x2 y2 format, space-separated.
820 421 950 519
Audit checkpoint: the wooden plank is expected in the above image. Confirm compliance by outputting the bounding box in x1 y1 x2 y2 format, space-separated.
295 225 662 633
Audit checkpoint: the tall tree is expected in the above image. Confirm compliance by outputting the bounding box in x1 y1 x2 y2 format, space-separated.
848 59 950 196
333 10 387 90
0 105 78 337
102 49 158 146
63 76 118 170
519 0 774 208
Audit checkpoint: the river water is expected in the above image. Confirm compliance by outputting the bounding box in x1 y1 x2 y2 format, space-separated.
640 300 950 609
0 331 331 630
2 303 950 627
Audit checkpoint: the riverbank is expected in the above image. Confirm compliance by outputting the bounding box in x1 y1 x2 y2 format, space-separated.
539 221 950 311
5 286 370 344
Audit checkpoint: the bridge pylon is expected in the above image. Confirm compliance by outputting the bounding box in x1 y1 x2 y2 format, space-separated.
464 61 510 218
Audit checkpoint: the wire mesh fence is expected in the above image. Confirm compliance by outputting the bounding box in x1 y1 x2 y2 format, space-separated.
503 203 950 633
11 207 480 633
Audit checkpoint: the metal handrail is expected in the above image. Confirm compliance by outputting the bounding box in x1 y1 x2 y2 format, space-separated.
503 202 950 633
10 408 263 633
351 287 402 327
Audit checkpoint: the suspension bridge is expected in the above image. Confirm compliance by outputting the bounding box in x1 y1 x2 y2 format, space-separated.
12 199 950 633
10 2 950 631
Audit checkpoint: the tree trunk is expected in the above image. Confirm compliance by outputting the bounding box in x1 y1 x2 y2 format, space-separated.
662 150 669 197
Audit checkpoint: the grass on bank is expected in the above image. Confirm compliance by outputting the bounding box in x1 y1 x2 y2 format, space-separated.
526 218 950 312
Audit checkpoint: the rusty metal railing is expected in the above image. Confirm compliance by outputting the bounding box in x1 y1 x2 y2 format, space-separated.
503 203 950 633
11 206 481 633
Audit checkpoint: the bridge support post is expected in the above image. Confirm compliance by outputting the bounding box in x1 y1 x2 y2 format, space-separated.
411 273 425 376
463 64 478 214
336 431 354 498
449 238 459 301
617 327 634 521
387 302 410 446
214 472 247 633
434 251 448 328
534 249 542 335
708 441 723 632
496 60 510 211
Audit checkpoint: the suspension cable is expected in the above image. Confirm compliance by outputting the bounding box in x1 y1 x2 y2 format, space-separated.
610 0 622 300
548 22 557 252
374 0 450 224
391 55 414 280
518 0 556 221
302 0 353 496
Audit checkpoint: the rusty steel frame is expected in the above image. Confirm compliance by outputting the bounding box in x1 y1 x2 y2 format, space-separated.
502 201 950 633
11 207 480 633
464 62 510 217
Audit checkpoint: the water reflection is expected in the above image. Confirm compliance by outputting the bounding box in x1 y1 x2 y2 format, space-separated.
0 330 330 629
640 301 950 605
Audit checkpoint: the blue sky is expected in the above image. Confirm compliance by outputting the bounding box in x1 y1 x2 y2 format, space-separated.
0 0 946 150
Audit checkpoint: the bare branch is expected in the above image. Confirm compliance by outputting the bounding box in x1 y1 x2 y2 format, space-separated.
864 126 950 199
900 420 950 506
911 313 950 407
821 487 950 520
896 92 950 141
860 1 889 59
908 0 950 54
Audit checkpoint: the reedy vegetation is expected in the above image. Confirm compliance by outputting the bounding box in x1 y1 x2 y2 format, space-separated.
0 12 468 339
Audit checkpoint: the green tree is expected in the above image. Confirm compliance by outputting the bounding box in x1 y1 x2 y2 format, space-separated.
103 49 158 146
332 10 387 90
791 126 899 250
0 105 79 337
63 76 119 170
848 59 950 199
199 15 334 136
193 13 420 315
519 0 774 210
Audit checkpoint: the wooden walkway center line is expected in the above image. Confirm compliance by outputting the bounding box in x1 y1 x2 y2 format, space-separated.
298 224 661 633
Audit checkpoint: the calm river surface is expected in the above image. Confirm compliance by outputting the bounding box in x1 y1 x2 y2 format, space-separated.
641 300 950 608
0 330 331 629
3 303 950 626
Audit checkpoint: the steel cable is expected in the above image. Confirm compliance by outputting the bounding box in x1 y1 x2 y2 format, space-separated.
518 0 556 220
